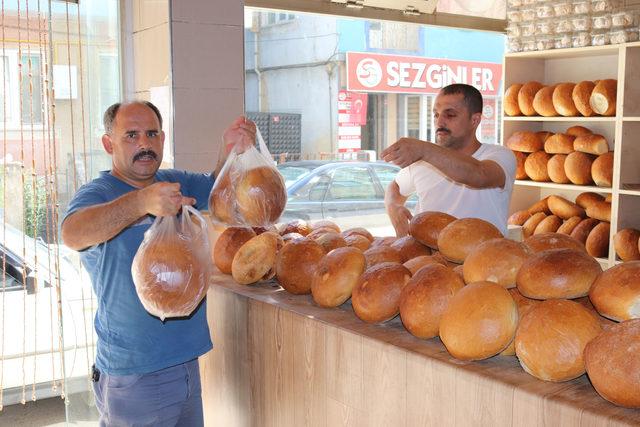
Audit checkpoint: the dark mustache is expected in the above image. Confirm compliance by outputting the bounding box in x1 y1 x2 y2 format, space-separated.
133 150 158 162
436 128 451 134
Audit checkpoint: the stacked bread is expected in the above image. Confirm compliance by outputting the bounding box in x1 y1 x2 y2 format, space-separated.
613 228 640 261
505 125 613 187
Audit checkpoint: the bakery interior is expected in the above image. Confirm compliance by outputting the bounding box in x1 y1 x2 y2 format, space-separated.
1 0 640 425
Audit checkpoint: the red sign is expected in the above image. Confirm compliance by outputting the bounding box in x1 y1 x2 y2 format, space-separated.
346 52 502 96
337 90 368 125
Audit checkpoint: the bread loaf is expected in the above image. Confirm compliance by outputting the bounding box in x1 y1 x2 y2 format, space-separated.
307 227 336 240
437 218 502 263
586 201 611 222
463 238 530 288
508 210 531 226
351 262 411 323
557 216 583 235
341 227 374 242
234 167 287 226
505 131 544 153
584 319 640 408
547 154 570 184
547 195 586 219
514 151 528 180
522 212 547 239
214 226 257 274
524 151 552 182
553 83 579 116
282 232 304 244
390 235 431 262
518 81 544 116
565 151 595 185
589 79 617 116
589 261 640 322
533 215 563 234
575 191 605 209
311 220 340 233
343 234 371 251
613 228 640 261
570 218 600 244
574 134 609 155
409 211 457 249
504 83 523 116
585 221 610 258
279 219 311 236
544 133 575 154
311 246 366 308
572 81 596 117
315 232 347 253
275 237 326 294
232 232 280 285
209 172 235 223
523 232 586 253
500 289 540 356
537 131 554 142
527 197 551 215
533 85 558 117
403 253 448 275
592 152 613 187
370 236 396 248
566 125 593 137
363 245 402 267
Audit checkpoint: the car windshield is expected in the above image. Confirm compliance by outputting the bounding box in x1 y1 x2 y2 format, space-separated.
277 164 316 188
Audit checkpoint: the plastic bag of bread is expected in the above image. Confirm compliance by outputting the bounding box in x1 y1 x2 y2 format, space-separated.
208 128 287 227
132 206 212 321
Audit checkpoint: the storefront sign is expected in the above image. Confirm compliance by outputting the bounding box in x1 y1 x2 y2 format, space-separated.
337 90 368 152
346 52 502 96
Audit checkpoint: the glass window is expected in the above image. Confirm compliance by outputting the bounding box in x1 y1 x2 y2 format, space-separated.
290 174 330 201
372 164 399 191
20 54 43 124
277 164 315 187
327 167 377 201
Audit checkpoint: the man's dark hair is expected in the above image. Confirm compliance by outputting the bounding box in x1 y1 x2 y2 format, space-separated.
441 84 483 115
103 101 163 134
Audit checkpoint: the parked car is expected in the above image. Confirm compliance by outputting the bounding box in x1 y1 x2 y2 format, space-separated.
276 160 416 236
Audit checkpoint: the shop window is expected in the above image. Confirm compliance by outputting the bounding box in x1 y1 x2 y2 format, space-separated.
0 52 44 127
327 167 377 201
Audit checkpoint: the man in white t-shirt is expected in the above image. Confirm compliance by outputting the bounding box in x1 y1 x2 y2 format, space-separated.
382 84 516 236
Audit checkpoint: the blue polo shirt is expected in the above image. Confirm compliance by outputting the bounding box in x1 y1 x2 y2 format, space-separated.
64 170 214 375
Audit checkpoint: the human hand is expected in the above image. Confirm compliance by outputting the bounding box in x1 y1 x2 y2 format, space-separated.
139 182 196 217
382 138 430 168
387 203 413 237
223 116 257 154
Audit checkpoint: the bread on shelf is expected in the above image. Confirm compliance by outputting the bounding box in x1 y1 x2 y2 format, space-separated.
565 152 595 185
592 152 614 188
524 151 552 182
504 83 523 116
574 134 609 155
572 81 596 117
518 81 544 116
553 83 579 116
589 79 617 116
506 131 544 153
533 85 559 117
544 133 575 154
613 228 640 261
547 154 570 184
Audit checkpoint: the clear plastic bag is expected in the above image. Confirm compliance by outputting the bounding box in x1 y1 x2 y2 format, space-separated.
132 206 212 321
208 128 287 228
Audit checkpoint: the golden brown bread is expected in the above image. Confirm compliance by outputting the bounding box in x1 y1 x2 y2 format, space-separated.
552 83 578 116
231 231 280 285
573 81 596 117
523 232 586 253
399 264 465 339
500 288 540 356
235 166 287 226
573 134 609 155
575 191 605 209
524 151 552 182
522 212 547 239
307 227 338 240
311 220 341 233
527 197 551 215
589 79 617 116
315 232 347 253
565 151 595 185
343 234 371 251
544 133 575 154
514 151 528 180
508 210 531 226
518 81 544 116
605 193 612 203
584 319 640 408
585 221 610 258
363 245 403 267
351 262 411 323
403 253 448 275
390 235 431 262
515 299 602 382
370 236 396 248
462 238 530 289
533 215 563 234
505 131 544 153
279 219 311 236
570 218 600 244
214 226 256 274
547 195 585 220
589 261 640 322
209 171 235 224
533 85 558 117
537 131 554 142
275 237 326 294
566 125 593 137
409 211 457 249
440 282 518 361
556 216 583 235
516 248 602 299
613 228 640 261
341 227 374 242
437 218 503 263
586 201 611 222
547 154 570 184
282 232 305 244
311 246 366 308
592 152 613 187
504 83 523 116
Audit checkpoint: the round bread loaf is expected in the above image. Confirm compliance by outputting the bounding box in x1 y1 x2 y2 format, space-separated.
533 85 558 117
547 154 570 184
523 232 586 253
500 288 540 356
399 264 465 339
613 228 640 261
518 81 544 116
575 191 605 209
214 226 257 274
547 195 585 219
585 221 610 258
311 246 366 308
311 220 341 233
508 210 531 226
572 81 596 117
235 166 287 226
566 125 593 137
589 79 617 116
527 197 550 215
565 151 595 185
343 234 371 251
552 83 578 116
514 151 528 180
209 171 235 223
440 282 518 361
522 212 547 239
533 215 563 234
437 218 502 263
409 211 457 249
390 236 431 262
537 131 554 142
463 238 530 289
307 227 338 240
370 236 396 248
544 133 575 154
524 151 551 182
575 296 617 330
315 232 347 253
352 262 411 323
505 131 544 153
592 152 613 187
341 227 374 242
573 134 609 155
584 319 640 408
403 253 448 275
515 299 602 382
282 232 305 244
556 216 583 235
589 261 640 321
363 245 402 267
504 83 523 116
517 248 602 299
279 219 311 236
586 201 611 222
275 237 326 294
232 232 280 285
570 218 600 244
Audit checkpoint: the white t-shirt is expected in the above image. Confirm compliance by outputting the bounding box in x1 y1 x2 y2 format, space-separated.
395 143 516 235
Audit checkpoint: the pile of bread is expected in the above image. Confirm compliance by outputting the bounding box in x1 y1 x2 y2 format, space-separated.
614 227 640 261
508 192 611 258
504 80 617 117
211 213 640 409
506 126 613 187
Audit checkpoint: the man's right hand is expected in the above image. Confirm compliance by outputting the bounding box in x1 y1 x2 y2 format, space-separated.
387 203 413 237
138 182 196 217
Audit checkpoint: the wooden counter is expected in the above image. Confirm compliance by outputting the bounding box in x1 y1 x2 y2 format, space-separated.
199 273 640 427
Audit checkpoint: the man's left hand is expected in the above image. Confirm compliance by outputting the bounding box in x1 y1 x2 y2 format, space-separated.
223 116 257 154
382 138 430 168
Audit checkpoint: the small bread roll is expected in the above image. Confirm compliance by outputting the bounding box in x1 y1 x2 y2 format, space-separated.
565 151 595 185
524 232 586 253
586 201 611 222
570 218 600 244
440 282 518 361
463 238 530 288
409 211 457 249
500 288 540 356
437 218 502 263
584 319 640 408
504 83 523 116
370 236 396 248
311 220 341 233
518 81 544 116
585 221 610 258
311 246 366 308
214 226 257 274
527 197 550 215
552 83 578 116
533 215 563 234
307 227 338 240
557 216 583 235
515 300 602 382
524 151 551 182
232 232 280 285
533 85 558 117
508 210 531 226
574 134 609 155
589 262 640 322
315 232 347 253
547 195 585 220
279 219 311 236
613 228 640 261
547 154 570 184
522 212 547 239
341 227 374 242
352 262 411 323
575 191 605 209
403 254 448 275
566 125 593 137
572 81 596 117
399 264 465 339
343 234 371 251
589 79 617 116
505 131 544 153
390 236 431 262
363 245 402 267
514 151 528 180
517 248 602 299
544 133 575 154
275 237 326 294
592 152 613 187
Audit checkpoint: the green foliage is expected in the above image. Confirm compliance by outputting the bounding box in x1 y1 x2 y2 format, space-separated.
23 176 47 239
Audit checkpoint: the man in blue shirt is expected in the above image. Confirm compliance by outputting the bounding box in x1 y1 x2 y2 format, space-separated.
61 101 255 426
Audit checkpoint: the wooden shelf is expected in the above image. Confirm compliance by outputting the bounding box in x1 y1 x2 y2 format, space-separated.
619 189 640 196
503 116 616 122
505 44 620 59
622 116 640 121
514 180 613 193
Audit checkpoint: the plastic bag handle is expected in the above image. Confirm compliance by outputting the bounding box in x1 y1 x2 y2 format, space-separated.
181 204 208 235
255 127 274 164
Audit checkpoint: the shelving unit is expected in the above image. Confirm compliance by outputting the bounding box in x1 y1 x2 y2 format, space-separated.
502 42 640 268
